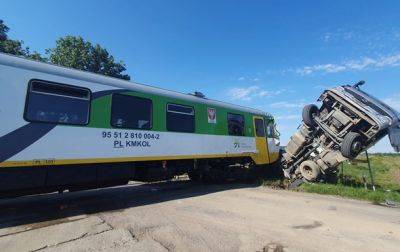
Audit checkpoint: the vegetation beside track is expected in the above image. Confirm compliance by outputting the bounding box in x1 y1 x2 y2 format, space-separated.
263 153 400 204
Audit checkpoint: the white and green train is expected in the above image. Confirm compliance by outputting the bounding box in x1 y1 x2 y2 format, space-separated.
0 53 280 197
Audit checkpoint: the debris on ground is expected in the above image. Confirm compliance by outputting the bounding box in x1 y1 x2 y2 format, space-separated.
382 199 399 208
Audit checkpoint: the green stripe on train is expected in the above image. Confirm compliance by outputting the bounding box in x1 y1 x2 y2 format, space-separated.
86 91 274 136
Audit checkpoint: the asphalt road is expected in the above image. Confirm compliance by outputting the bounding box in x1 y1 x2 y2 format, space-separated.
0 180 399 252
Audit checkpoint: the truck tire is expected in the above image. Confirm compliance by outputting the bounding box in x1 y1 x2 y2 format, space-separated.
341 132 363 159
302 104 319 128
299 160 321 182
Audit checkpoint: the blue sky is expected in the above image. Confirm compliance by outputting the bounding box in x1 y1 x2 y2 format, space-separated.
2 0 400 152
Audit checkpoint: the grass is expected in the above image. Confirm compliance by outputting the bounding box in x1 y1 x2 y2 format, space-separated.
300 183 400 204
265 153 400 204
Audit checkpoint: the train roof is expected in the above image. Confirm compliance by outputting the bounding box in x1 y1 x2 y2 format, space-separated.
0 53 270 116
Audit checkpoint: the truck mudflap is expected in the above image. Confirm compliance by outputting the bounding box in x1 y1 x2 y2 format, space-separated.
389 126 400 152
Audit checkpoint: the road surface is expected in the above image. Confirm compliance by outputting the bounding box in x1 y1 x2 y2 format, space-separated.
0 180 399 251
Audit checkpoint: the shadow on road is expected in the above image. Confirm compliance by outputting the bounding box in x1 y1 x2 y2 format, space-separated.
0 180 257 230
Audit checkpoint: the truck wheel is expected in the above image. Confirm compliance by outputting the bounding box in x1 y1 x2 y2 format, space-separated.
299 160 321 182
302 104 319 128
341 132 363 159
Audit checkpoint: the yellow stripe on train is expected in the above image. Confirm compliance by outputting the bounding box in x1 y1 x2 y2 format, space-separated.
0 152 280 168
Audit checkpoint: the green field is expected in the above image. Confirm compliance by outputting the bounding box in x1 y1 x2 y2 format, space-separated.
264 153 400 204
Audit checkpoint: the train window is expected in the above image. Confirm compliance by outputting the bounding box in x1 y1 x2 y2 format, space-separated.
111 94 152 130
266 123 278 138
227 113 245 136
255 118 265 137
166 103 195 133
24 80 91 125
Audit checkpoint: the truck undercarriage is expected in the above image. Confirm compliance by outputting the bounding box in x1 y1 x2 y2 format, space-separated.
282 81 400 182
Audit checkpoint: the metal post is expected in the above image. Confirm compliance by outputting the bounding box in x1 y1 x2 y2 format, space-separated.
362 175 368 191
340 163 344 184
365 151 376 191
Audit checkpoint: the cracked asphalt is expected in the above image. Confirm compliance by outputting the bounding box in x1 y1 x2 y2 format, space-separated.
0 180 399 252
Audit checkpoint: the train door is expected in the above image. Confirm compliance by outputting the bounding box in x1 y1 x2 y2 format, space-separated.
265 121 281 163
252 116 270 164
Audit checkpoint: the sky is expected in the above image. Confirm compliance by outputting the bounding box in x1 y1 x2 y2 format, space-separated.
2 0 400 152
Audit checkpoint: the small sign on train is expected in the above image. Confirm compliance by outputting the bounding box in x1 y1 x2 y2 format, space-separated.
208 107 216 124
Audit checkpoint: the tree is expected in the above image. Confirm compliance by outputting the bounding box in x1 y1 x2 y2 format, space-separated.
0 39 27 56
0 19 46 61
88 44 130 80
0 19 26 55
47 36 130 80
0 20 9 41
0 20 130 80
46 36 91 70
26 50 47 62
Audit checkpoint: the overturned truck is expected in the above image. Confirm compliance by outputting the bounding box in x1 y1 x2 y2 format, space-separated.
282 81 400 182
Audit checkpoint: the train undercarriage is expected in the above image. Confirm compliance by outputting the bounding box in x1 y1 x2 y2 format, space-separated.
0 157 272 198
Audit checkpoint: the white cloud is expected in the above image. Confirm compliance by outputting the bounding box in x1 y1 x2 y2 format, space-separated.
258 90 270 97
375 54 400 67
296 53 400 75
323 33 332 42
321 30 355 43
228 86 259 101
343 31 355 40
236 76 262 82
384 93 400 112
270 101 307 109
275 114 301 120
227 86 286 101
296 64 346 75
314 84 331 89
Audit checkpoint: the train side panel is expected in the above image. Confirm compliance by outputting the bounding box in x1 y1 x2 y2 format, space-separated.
0 54 280 196
0 63 258 167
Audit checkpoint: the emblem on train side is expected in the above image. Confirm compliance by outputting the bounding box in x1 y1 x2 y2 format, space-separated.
207 107 216 124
